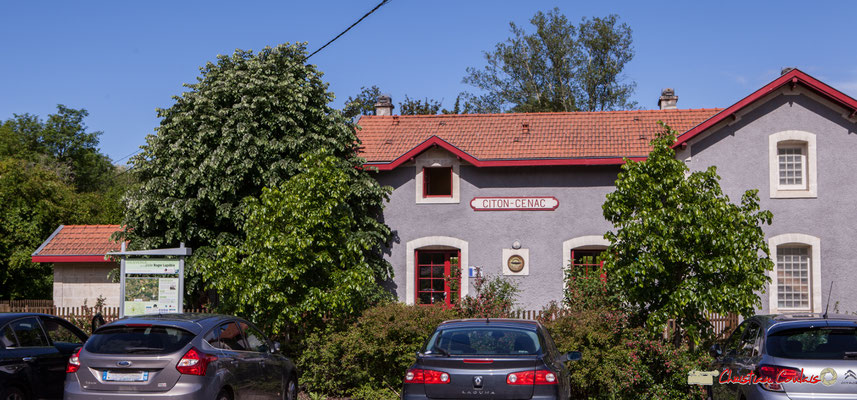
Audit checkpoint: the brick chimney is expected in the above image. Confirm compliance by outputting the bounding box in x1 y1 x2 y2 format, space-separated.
374 94 394 116
658 88 678 110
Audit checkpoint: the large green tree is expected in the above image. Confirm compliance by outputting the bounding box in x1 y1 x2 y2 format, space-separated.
0 107 126 300
462 9 636 113
122 43 392 309
123 43 362 251
602 124 773 344
0 159 86 299
199 150 392 335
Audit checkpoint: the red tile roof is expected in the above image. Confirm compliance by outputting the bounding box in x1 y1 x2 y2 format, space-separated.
356 108 722 169
31 225 123 263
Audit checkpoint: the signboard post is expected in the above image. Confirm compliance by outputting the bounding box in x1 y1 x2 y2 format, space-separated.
110 243 192 317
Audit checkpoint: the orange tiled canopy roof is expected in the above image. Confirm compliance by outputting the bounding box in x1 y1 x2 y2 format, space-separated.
31 225 123 263
356 109 723 166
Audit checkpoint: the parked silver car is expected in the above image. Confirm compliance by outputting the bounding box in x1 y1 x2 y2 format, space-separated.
64 313 297 400
710 314 857 400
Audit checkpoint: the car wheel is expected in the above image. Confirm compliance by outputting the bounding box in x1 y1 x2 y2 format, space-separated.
285 377 298 400
0 387 27 400
215 389 231 400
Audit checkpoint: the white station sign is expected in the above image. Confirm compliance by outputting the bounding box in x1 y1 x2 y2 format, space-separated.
470 196 559 211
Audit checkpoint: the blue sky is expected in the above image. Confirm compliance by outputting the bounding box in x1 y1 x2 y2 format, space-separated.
2 0 855 164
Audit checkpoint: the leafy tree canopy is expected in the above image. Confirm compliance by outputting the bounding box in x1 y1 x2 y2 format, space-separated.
0 159 86 298
341 86 465 118
462 9 636 113
342 85 382 120
0 107 126 300
602 124 773 344
1 105 114 192
198 150 393 335
123 43 363 252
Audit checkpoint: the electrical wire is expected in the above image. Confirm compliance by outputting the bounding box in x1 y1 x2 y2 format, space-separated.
306 0 391 60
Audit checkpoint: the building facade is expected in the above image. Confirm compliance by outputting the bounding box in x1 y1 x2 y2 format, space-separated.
356 69 857 313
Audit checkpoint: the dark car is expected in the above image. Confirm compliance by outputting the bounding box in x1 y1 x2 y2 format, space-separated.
1 313 89 400
63 313 297 400
402 318 580 400
710 313 857 400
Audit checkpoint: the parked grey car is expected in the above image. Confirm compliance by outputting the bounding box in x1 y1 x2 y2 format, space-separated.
710 314 857 400
64 313 297 400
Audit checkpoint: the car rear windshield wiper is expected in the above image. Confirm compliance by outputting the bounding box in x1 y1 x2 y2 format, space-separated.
124 347 165 353
428 346 450 357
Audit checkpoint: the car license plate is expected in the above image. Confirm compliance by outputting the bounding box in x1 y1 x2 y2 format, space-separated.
102 370 148 382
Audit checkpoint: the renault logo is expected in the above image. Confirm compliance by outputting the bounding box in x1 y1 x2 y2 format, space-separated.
473 376 483 388
117 361 132 367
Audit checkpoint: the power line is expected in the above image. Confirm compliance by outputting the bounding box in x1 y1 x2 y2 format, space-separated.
113 148 142 164
306 0 391 60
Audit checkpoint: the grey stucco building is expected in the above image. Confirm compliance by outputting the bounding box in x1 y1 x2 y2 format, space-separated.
356 69 857 314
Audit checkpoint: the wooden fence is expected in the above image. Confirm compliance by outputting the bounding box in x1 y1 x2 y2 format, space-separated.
510 308 739 340
1 305 210 324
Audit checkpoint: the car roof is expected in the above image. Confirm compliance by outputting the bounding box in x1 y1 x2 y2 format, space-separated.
0 312 60 324
437 318 542 331
96 313 236 335
753 314 857 333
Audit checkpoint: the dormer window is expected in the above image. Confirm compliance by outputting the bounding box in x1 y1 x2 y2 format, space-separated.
415 148 460 204
423 167 452 197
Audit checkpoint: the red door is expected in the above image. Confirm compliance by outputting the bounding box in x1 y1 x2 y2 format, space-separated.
415 250 460 306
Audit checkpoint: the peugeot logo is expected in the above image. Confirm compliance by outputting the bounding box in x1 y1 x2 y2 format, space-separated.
117 361 132 367
473 376 483 388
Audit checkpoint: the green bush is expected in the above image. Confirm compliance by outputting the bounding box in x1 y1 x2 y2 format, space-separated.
542 304 709 399
452 268 519 318
538 263 711 400
298 302 459 397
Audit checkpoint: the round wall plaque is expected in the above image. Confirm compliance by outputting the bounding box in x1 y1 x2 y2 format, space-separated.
507 255 525 273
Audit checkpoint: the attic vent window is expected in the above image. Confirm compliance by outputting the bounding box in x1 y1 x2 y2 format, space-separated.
521 123 530 134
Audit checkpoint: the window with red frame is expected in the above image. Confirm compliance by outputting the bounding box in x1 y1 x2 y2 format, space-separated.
416 250 460 306
423 167 452 197
570 248 606 280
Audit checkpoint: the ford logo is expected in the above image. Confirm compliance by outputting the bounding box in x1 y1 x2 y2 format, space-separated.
117 361 132 367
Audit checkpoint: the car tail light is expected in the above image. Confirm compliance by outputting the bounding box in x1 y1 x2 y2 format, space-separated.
758 365 801 391
404 368 450 384
507 369 557 385
66 347 82 373
176 347 218 376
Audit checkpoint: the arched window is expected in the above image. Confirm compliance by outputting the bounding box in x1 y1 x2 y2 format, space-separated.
405 237 469 305
562 236 609 276
768 234 821 313
769 130 817 198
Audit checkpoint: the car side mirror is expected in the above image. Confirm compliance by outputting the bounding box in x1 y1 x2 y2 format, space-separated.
709 344 722 358
563 351 582 362
271 341 281 354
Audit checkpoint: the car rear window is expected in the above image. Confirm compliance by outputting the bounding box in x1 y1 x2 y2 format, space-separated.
425 327 541 356
767 327 857 359
85 325 195 354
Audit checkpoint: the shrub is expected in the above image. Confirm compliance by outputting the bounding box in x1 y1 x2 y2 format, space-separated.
450 267 519 318
298 302 458 397
540 262 711 399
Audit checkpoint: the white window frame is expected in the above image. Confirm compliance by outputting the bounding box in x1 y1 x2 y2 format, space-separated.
561 236 609 272
405 236 469 304
769 131 817 198
415 148 460 204
768 234 821 314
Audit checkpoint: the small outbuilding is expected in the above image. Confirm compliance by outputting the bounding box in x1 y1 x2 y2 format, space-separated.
31 225 123 308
